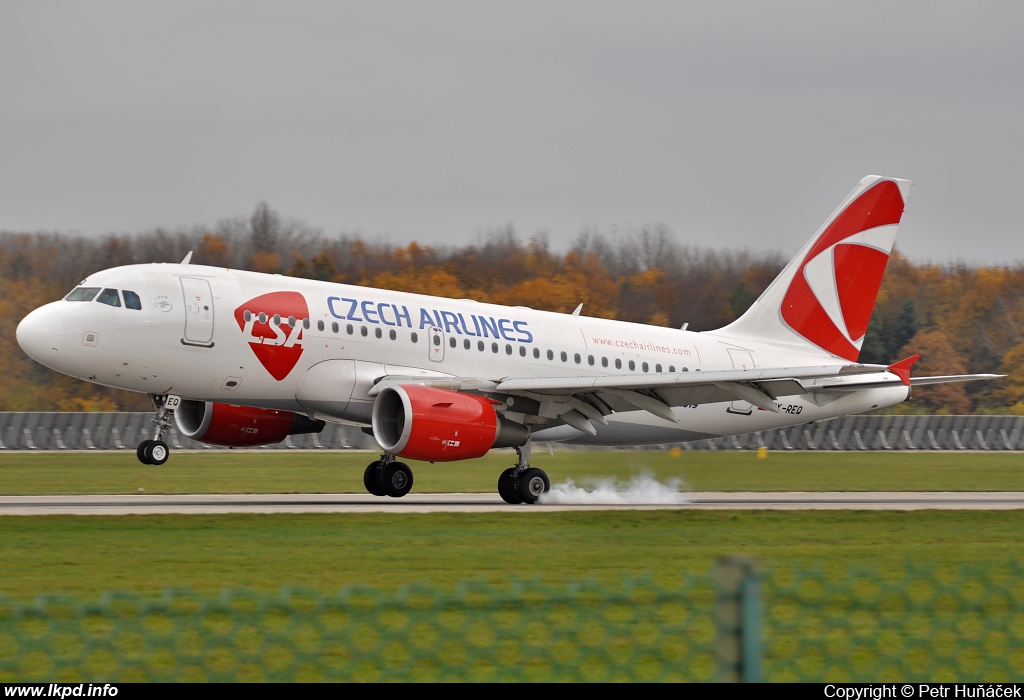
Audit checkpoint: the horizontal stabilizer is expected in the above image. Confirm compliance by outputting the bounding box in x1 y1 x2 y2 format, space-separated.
910 374 1004 386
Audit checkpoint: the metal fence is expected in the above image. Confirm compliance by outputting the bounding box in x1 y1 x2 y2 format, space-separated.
2 561 1022 682
0 412 376 451
2 412 1024 451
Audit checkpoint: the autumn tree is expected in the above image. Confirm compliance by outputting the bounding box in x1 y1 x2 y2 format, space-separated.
897 330 972 414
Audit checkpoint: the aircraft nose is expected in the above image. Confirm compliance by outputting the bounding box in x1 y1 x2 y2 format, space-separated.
16 305 63 361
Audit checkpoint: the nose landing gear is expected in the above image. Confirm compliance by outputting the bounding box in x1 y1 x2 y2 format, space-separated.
137 394 177 466
498 443 550 505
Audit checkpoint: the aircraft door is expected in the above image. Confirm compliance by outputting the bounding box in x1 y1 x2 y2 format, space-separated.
428 326 445 362
180 277 215 347
726 348 755 415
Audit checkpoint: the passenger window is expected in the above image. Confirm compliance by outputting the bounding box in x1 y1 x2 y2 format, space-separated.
464 339 471 349
375 328 382 339
361 326 368 337
390 329 397 340
411 332 418 343
560 351 567 362
642 362 649 372
491 342 499 353
505 344 512 355
669 365 676 372
546 350 554 361
602 357 608 368
302 318 310 329
629 360 636 371
65 287 100 302
519 346 526 357
332 322 339 333
346 324 353 334
96 288 121 307
588 355 594 365
574 353 581 364
656 364 662 373
533 348 540 359
615 359 622 369
477 340 484 351
123 290 142 310
318 320 325 331
449 337 457 348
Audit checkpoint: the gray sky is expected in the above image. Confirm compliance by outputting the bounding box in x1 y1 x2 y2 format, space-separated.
1 1 1022 263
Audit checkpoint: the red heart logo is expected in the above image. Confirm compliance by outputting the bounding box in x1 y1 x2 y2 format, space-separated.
234 291 309 381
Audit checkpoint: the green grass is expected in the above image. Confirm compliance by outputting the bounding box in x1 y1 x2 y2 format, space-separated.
1 450 1024 495
0 510 1021 601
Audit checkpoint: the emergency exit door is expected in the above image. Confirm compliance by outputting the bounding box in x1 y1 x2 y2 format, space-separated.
726 348 755 415
180 277 215 347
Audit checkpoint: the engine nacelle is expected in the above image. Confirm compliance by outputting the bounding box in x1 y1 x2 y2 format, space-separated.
372 385 529 462
174 400 325 447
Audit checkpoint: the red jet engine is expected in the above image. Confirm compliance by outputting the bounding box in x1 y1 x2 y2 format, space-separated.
372 385 529 462
174 400 325 447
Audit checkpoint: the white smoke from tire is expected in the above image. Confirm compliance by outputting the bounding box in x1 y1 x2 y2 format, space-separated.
538 473 689 505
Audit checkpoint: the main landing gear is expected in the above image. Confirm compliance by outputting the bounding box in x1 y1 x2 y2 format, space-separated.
498 443 550 505
137 394 177 466
363 455 414 498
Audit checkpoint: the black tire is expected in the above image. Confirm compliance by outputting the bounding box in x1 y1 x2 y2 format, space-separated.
146 440 170 466
136 440 153 465
363 461 386 496
517 467 550 504
497 467 523 504
381 462 414 498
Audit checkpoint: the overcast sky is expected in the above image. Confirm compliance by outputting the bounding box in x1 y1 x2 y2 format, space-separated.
1 1 1022 263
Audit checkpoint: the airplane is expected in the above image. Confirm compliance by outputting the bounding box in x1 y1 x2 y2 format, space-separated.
15 176 1000 504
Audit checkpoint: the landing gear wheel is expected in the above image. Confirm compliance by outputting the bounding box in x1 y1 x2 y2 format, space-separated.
517 467 550 505
497 467 523 504
144 440 170 466
380 462 414 498
137 440 154 465
363 461 386 497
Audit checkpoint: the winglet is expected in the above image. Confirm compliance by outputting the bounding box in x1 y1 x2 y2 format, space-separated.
180 251 193 265
888 354 921 386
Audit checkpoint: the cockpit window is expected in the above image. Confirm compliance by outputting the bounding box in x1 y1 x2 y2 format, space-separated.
123 290 142 310
65 287 100 302
96 288 121 307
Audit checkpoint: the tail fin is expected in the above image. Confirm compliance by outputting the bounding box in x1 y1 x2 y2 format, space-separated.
718 175 911 361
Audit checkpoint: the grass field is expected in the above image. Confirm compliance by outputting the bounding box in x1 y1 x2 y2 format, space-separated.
1 510 1022 601
2 450 1023 603
1 449 1024 495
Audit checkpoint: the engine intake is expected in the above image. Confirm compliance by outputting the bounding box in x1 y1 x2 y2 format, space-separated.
372 385 529 462
175 400 325 447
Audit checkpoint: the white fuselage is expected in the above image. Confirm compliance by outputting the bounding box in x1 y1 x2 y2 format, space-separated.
17 262 908 445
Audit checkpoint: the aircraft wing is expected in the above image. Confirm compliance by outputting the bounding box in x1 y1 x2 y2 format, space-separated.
369 364 1003 435
370 363 897 433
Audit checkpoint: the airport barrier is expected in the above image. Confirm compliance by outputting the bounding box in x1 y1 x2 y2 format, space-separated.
0 412 377 451
2 561 1022 682
1 412 1024 451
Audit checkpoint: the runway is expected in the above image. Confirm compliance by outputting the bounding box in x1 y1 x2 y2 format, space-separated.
2 492 1024 515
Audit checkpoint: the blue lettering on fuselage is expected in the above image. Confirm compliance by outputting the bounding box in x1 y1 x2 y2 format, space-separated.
326 295 533 342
